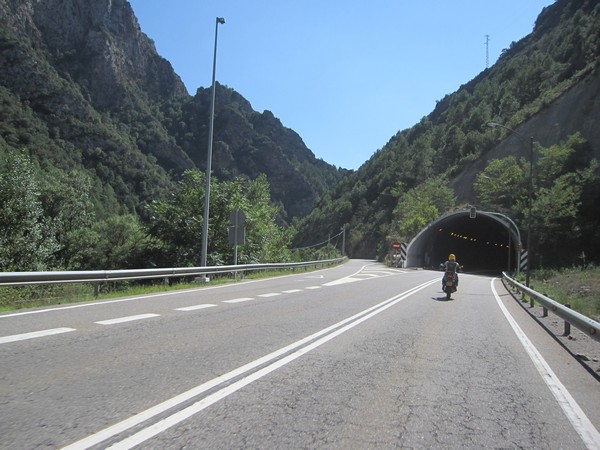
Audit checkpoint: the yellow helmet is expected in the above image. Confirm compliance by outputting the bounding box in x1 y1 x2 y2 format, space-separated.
449 254 456 261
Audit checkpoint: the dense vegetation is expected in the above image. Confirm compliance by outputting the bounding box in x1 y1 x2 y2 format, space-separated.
475 133 599 265
293 0 600 268
0 147 312 271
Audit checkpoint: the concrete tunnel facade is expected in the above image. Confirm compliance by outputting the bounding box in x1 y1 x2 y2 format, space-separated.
405 209 523 275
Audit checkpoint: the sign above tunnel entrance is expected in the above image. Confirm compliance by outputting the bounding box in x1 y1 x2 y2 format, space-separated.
391 241 401 250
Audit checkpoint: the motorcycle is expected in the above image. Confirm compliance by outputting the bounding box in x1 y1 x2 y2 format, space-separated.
442 271 457 300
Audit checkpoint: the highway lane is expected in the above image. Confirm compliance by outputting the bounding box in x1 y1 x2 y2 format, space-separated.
1 260 599 449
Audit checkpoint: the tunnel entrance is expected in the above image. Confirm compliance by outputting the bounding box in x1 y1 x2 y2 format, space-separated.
405 209 522 275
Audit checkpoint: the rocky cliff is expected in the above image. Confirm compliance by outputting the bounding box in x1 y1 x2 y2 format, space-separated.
0 0 341 220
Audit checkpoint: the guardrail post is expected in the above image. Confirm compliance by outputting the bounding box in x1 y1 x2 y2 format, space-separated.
564 304 571 336
94 282 100 297
530 293 535 308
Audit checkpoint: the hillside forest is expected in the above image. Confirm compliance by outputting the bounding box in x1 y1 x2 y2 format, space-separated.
1 0 600 274
293 0 600 268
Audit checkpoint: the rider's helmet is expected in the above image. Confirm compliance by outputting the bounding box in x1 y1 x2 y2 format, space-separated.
449 254 456 261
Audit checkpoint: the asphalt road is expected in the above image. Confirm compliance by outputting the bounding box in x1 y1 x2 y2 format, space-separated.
1 260 599 449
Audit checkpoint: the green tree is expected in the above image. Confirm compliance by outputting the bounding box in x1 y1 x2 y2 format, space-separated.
392 176 455 240
474 156 523 210
474 134 599 266
40 168 97 268
0 149 58 270
146 170 204 267
527 136 599 262
67 215 157 270
242 174 293 263
147 170 292 267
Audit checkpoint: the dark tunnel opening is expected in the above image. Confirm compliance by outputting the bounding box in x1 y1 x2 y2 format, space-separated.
407 211 521 276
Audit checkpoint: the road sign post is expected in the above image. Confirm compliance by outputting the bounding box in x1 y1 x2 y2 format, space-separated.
229 210 246 265
391 241 405 268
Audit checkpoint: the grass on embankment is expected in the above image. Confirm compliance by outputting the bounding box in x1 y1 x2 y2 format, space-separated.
0 268 314 313
529 265 600 322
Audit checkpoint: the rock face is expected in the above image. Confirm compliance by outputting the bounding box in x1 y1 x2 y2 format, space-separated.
0 0 341 220
451 69 600 203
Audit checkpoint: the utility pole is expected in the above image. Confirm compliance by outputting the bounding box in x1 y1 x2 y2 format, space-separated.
485 34 490 68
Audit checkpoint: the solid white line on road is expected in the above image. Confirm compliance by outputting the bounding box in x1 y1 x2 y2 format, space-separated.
222 297 254 304
95 314 159 326
0 327 76 344
491 279 600 449
175 304 217 312
62 278 438 450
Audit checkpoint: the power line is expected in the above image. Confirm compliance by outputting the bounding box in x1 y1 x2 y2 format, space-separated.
291 229 345 251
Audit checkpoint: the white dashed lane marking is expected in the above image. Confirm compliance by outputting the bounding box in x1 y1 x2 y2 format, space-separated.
1 285 330 346
175 304 217 311
95 313 160 326
222 297 254 304
0 327 76 345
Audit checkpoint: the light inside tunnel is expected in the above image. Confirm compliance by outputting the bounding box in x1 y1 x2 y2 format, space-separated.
406 210 521 275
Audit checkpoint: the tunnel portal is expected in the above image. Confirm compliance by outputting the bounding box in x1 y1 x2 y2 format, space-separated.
405 209 522 275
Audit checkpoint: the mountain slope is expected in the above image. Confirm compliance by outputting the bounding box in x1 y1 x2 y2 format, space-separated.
293 0 600 261
0 0 341 221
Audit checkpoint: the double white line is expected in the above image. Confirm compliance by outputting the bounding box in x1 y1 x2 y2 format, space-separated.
63 278 438 449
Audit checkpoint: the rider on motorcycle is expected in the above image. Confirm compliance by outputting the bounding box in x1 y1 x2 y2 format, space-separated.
442 253 461 289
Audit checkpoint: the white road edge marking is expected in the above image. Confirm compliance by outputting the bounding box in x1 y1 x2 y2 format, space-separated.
95 314 159 326
175 304 217 312
0 327 76 344
491 279 600 449
62 278 438 450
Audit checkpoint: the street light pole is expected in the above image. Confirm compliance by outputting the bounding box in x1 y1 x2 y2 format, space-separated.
526 135 533 287
487 122 534 286
201 17 225 271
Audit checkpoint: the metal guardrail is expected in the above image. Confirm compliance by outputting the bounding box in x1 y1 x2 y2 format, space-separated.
0 258 347 287
502 272 600 343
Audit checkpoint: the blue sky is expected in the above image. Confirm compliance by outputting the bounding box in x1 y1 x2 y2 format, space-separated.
128 1 555 170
